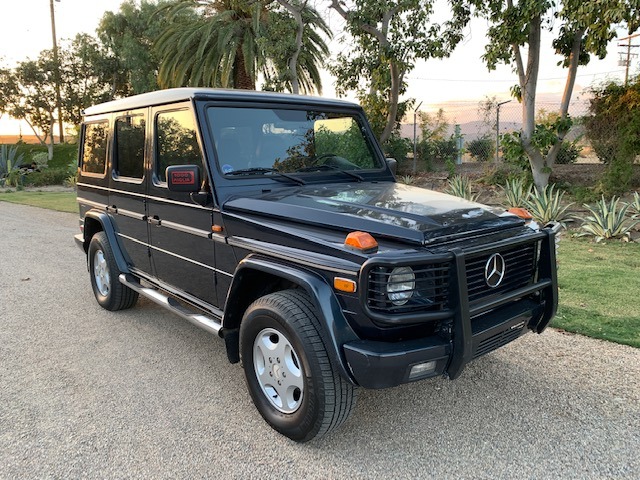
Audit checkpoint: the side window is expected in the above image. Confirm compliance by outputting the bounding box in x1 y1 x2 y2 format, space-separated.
115 115 145 179
81 122 108 175
155 109 201 183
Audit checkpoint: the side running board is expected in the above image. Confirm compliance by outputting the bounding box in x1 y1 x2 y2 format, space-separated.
119 273 223 337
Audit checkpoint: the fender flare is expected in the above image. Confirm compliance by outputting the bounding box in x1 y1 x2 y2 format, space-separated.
223 255 360 384
83 210 131 275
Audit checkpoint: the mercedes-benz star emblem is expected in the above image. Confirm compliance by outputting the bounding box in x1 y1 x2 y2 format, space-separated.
484 253 506 288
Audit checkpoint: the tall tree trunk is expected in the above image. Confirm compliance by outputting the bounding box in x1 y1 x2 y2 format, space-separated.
233 47 255 90
276 0 303 95
379 60 401 145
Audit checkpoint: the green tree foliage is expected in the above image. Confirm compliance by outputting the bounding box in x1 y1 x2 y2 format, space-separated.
1 52 59 159
416 109 457 168
585 77 640 195
156 0 329 93
330 0 475 144
260 1 331 94
59 34 114 127
97 0 183 95
479 0 639 190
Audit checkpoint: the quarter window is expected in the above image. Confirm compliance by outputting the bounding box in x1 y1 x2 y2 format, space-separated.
155 109 201 183
115 115 145 179
81 122 108 175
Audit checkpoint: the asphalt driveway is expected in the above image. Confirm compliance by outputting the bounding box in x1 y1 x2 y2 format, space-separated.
1 202 638 478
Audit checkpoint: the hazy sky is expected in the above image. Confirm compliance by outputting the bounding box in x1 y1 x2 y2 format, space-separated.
0 0 635 134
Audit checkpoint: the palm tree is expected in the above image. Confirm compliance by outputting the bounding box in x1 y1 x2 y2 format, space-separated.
156 0 329 93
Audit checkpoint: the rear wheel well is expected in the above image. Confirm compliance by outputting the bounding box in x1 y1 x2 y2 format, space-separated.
82 216 104 252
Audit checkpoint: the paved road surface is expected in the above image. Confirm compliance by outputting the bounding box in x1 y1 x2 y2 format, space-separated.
1 202 638 478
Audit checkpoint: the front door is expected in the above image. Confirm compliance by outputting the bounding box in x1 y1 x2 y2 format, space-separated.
146 104 218 307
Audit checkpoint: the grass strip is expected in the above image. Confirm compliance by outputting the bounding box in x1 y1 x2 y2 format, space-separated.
0 191 77 213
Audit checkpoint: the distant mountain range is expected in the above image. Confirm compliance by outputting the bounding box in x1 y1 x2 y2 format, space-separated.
399 120 523 143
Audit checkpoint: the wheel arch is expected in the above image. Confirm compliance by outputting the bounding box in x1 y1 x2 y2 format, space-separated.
222 255 359 384
82 210 130 275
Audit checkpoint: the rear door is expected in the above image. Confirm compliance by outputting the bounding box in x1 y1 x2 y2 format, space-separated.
146 103 218 307
108 109 152 275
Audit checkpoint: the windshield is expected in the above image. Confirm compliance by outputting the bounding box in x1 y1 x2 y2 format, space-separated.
206 107 383 176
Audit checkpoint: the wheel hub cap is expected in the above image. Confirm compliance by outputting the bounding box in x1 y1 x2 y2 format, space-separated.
93 249 110 297
253 328 304 414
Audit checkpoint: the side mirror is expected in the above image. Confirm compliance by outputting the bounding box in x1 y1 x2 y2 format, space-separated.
166 165 201 193
385 157 397 176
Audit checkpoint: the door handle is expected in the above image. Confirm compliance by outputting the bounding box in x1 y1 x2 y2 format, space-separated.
148 215 161 226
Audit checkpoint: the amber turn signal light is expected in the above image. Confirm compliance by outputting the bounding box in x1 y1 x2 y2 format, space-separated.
344 231 378 253
508 207 533 220
334 277 357 293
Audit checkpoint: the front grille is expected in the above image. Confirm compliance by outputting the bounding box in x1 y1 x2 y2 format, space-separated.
465 243 537 304
367 262 450 314
473 324 525 359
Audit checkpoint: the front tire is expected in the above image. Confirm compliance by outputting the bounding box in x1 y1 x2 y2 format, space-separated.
88 231 138 311
240 290 356 442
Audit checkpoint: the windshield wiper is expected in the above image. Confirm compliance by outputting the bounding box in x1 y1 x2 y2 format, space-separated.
226 167 306 185
297 164 364 182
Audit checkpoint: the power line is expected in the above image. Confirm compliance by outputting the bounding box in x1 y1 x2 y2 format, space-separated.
406 70 626 83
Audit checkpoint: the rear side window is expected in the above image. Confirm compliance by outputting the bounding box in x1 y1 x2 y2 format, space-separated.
115 115 145 179
155 109 201 183
81 122 108 175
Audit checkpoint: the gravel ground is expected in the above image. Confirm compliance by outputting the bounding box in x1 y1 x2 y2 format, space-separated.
1 201 638 479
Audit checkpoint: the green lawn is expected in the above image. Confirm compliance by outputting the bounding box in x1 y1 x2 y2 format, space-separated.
0 191 77 213
552 235 640 348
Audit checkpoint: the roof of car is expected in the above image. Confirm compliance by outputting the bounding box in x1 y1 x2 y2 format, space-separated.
83 88 358 116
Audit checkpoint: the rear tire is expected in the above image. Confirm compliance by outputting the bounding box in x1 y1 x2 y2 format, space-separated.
240 290 356 442
88 231 138 311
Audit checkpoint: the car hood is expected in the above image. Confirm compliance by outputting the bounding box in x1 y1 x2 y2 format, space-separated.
223 182 523 246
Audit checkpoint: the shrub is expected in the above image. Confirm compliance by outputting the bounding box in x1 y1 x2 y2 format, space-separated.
382 135 412 164
467 136 494 162
525 184 573 225
555 140 581 164
580 196 638 242
22 168 69 187
31 152 49 169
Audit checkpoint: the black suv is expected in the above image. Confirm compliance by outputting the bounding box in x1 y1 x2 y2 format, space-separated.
75 88 558 442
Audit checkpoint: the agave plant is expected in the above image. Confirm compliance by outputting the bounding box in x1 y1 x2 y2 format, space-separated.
0 145 24 177
445 175 479 202
524 184 573 225
580 196 638 242
400 174 416 185
500 177 532 209
627 192 640 218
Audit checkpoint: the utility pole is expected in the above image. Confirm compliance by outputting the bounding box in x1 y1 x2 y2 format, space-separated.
495 100 511 163
412 100 423 174
618 33 639 86
50 0 64 143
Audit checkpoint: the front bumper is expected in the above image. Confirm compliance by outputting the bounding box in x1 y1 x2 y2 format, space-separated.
344 300 543 388
343 229 558 389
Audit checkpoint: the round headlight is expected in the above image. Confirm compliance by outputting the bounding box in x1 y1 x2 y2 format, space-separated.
386 266 415 306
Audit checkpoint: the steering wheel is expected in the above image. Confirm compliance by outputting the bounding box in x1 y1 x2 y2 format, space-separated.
308 153 337 166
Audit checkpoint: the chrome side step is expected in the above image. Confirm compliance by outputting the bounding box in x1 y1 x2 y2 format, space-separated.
119 273 223 337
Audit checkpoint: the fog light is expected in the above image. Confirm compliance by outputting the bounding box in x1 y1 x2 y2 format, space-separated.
409 361 437 380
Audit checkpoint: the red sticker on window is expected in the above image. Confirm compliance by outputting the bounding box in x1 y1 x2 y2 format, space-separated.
171 171 195 185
